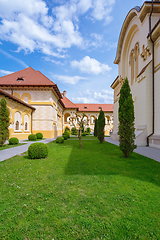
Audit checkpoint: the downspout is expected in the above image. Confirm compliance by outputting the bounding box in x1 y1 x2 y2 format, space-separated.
146 0 154 146
31 110 33 134
10 85 13 95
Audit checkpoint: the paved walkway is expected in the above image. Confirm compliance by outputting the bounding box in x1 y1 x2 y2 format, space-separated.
105 137 160 163
0 138 56 162
1 137 160 163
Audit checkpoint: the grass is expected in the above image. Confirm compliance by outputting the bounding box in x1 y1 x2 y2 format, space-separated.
0 143 25 151
23 138 46 142
0 138 160 239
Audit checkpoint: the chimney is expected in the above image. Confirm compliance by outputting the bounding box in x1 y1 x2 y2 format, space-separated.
63 90 66 97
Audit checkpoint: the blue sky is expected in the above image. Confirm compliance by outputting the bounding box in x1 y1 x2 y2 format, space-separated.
0 0 144 103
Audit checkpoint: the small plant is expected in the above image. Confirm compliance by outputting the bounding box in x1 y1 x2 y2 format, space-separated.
65 130 70 138
36 132 43 139
82 132 86 136
86 127 91 135
94 118 98 137
71 127 78 135
64 126 70 132
0 98 10 147
28 142 49 159
56 137 64 143
28 134 37 141
9 137 19 145
97 109 105 144
62 133 68 140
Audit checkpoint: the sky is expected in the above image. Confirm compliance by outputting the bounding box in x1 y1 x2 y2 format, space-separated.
0 0 144 104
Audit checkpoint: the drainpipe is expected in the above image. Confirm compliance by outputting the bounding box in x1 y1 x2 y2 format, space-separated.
10 85 13 95
146 0 154 146
31 110 33 134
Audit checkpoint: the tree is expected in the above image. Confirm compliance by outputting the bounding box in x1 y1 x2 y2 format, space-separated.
0 98 10 147
118 77 137 158
94 118 98 137
70 113 87 148
97 109 105 143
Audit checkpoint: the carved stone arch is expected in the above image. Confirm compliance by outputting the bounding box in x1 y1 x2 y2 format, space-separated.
64 112 71 122
13 92 20 99
122 24 139 78
21 93 31 104
134 42 140 54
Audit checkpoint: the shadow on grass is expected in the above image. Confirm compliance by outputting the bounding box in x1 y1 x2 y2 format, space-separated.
64 140 160 186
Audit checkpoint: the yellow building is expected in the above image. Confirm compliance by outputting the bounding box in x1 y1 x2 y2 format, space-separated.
0 67 64 139
0 67 113 139
62 91 113 135
111 1 160 148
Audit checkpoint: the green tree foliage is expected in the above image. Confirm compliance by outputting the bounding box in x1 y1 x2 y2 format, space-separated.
94 118 98 137
0 98 10 147
118 77 137 158
97 110 105 143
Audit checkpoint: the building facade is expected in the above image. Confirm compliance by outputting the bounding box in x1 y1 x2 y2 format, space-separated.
0 67 113 139
111 1 160 148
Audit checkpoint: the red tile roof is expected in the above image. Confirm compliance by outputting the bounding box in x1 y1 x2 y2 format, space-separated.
62 97 113 112
62 97 78 109
75 103 113 112
0 88 35 110
0 67 62 99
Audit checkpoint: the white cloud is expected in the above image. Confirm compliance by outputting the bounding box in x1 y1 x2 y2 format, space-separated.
0 69 14 76
92 0 115 24
0 48 28 68
72 88 113 103
52 75 87 85
71 56 111 74
43 57 64 65
0 0 115 56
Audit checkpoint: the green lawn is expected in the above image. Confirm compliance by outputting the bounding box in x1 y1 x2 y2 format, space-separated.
0 143 25 151
0 139 160 239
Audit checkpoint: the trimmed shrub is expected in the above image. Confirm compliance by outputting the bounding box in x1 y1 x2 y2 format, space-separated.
0 98 10 147
28 142 49 159
64 126 70 132
82 132 86 136
36 132 43 139
65 130 70 138
97 109 105 144
94 118 98 137
62 133 68 140
71 127 78 135
56 137 64 143
28 134 37 141
86 127 91 134
9 137 19 145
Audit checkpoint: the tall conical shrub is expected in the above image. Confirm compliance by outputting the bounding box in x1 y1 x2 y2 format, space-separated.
94 118 98 137
97 109 105 143
0 98 10 147
118 77 137 158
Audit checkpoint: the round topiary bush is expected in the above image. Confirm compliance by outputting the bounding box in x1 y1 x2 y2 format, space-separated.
56 137 64 143
65 130 70 138
9 137 19 145
28 142 49 159
28 134 37 141
62 133 68 140
36 132 43 139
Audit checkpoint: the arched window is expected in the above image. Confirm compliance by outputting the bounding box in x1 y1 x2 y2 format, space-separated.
14 111 22 131
15 121 19 130
24 114 29 131
25 122 28 130
130 50 134 86
134 43 139 82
